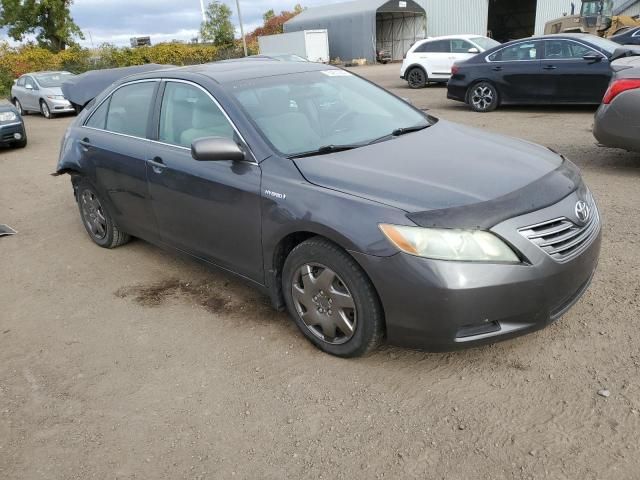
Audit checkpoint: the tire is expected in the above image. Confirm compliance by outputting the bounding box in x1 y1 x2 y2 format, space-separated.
14 98 27 116
406 67 427 89
40 99 53 119
76 178 130 249
282 237 384 357
467 81 499 112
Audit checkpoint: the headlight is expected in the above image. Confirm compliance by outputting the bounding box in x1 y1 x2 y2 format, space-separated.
0 111 17 122
379 224 519 263
47 95 65 100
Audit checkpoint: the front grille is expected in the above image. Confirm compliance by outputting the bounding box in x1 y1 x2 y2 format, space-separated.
519 199 600 263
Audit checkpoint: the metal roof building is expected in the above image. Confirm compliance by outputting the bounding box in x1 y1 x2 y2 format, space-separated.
614 0 640 17
284 0 427 63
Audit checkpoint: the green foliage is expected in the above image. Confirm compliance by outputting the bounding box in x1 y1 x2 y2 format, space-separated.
0 0 83 52
263 9 275 23
200 1 235 48
0 41 246 98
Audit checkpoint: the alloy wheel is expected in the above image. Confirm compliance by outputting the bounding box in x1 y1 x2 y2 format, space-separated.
408 69 426 88
291 263 357 345
80 189 107 240
15 99 24 116
41 101 51 119
471 85 495 111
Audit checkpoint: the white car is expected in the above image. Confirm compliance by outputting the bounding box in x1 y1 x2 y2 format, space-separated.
400 35 500 89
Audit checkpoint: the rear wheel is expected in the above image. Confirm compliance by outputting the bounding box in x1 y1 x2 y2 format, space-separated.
40 100 53 119
14 98 27 116
282 237 384 357
467 81 499 112
76 178 130 248
407 67 427 89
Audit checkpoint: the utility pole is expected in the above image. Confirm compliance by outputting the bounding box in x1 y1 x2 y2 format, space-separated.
235 0 248 56
199 0 206 22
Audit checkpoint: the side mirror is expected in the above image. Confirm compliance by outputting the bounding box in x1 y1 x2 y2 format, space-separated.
191 137 246 162
25 84 33 90
468 47 480 54
583 54 603 63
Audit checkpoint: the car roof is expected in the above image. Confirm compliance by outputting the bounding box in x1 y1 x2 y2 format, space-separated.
23 71 72 76
418 34 486 42
121 59 335 84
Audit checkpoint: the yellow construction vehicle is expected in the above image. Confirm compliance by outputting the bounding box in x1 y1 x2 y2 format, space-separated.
544 0 640 38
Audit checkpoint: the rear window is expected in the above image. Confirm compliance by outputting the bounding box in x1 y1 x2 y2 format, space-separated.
415 40 450 53
470 37 500 51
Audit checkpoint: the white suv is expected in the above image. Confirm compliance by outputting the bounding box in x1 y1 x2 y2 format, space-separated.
400 35 500 89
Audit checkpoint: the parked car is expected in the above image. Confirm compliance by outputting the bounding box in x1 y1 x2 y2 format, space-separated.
448 34 621 112
593 55 640 152
377 49 392 64
0 103 26 148
56 61 601 357
11 71 75 118
401 35 500 88
610 26 640 46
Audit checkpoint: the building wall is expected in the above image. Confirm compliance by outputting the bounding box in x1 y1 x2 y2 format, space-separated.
416 0 584 38
618 2 640 17
419 0 489 37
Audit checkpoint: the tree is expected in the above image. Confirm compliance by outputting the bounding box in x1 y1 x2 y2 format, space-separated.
263 9 275 23
0 0 83 52
200 1 235 47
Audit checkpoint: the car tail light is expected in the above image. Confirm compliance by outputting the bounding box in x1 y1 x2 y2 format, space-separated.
602 78 640 104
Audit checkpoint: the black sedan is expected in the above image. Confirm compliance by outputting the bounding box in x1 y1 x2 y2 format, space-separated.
0 103 27 148
448 34 621 112
55 61 600 357
610 26 640 46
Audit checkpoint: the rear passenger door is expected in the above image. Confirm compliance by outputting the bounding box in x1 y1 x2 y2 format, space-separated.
81 80 160 241
145 80 263 283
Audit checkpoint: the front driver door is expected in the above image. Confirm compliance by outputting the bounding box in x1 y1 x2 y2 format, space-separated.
146 80 263 283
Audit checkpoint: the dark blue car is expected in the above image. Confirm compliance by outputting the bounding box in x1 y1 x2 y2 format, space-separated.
0 103 27 148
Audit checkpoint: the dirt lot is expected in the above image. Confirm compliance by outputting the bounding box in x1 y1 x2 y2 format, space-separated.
1 63 639 479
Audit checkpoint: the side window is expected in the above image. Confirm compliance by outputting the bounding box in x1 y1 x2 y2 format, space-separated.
85 99 110 129
416 40 450 53
489 42 538 61
159 82 234 148
450 39 473 54
544 40 596 59
17 77 25 87
105 82 156 138
24 77 35 89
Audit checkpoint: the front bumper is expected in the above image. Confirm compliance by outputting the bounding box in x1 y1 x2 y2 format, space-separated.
352 192 602 351
0 122 26 145
48 98 75 114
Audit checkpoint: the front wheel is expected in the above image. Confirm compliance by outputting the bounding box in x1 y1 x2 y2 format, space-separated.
14 98 27 116
407 67 427 89
282 237 384 357
76 178 130 248
40 100 53 119
467 81 499 112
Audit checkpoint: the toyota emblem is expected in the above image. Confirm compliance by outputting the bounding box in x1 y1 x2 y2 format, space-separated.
575 201 591 224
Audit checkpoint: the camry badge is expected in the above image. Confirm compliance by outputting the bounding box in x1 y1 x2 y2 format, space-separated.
575 201 591 224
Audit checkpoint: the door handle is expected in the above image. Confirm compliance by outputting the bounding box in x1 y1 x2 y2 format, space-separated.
492 66 503 71
79 138 91 151
543 65 557 70
148 156 165 174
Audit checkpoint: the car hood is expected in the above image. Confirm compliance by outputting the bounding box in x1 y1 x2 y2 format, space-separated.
293 120 582 229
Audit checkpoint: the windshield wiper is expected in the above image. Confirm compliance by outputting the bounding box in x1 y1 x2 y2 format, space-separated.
392 123 431 137
288 144 364 159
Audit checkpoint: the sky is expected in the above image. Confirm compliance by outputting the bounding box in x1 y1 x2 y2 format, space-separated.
67 0 344 47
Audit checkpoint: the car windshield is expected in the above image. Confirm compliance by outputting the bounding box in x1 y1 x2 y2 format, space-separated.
582 35 621 54
228 70 431 156
34 72 73 87
471 37 501 50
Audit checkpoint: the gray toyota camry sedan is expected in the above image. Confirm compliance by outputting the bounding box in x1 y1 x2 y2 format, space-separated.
56 60 601 357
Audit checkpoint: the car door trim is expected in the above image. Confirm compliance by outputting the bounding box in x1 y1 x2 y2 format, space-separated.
82 78 257 165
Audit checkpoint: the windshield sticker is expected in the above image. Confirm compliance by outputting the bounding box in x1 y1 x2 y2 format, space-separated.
321 70 352 77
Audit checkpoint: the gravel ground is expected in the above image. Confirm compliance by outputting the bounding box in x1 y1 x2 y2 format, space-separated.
1 63 639 479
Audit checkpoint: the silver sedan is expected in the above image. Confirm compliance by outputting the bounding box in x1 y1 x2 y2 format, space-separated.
10 71 76 119
593 55 640 153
